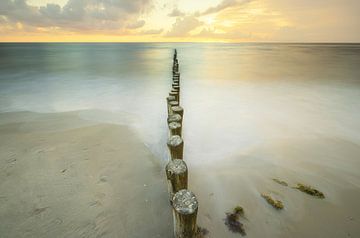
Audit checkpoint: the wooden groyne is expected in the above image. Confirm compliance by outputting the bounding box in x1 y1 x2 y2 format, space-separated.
166 49 199 238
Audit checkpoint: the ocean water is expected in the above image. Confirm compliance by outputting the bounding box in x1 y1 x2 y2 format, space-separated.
1 43 360 237
1 43 360 165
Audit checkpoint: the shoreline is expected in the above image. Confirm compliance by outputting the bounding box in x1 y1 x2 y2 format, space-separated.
0 110 172 237
1 110 360 237
190 137 360 237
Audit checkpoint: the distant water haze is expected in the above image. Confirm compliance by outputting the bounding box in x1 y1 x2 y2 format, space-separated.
1 43 359 165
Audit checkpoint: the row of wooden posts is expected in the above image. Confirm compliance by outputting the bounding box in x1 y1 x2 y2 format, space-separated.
166 49 199 238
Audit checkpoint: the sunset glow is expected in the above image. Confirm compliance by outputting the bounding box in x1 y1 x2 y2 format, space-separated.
1 0 359 42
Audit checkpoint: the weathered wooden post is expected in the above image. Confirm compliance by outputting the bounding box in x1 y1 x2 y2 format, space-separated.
169 100 179 109
172 189 198 238
167 96 176 114
172 85 179 91
169 91 179 103
168 121 182 136
167 135 184 160
168 113 182 124
171 106 183 123
166 159 188 201
171 90 180 103
173 64 179 73
173 80 180 86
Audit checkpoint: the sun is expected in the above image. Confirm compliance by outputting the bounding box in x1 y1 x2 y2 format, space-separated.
204 16 215 25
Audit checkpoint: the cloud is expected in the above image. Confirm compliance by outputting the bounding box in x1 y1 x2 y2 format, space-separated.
166 16 202 37
141 28 163 34
168 8 185 17
195 28 250 40
197 0 251 16
127 20 145 29
0 0 152 32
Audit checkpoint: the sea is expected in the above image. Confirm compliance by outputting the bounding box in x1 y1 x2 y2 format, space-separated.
1 43 360 237
1 43 359 165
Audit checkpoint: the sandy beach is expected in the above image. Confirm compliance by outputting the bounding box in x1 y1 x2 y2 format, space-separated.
0 111 172 238
1 43 360 237
1 111 359 238
190 137 360 237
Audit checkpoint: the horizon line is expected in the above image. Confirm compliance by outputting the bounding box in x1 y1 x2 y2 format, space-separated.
0 41 359 44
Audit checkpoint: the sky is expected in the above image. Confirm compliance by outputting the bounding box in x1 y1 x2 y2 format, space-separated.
0 0 359 42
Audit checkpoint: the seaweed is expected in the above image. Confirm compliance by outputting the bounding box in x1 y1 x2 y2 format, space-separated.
234 206 244 216
196 226 209 238
295 183 325 198
261 194 284 210
224 206 246 236
272 178 288 186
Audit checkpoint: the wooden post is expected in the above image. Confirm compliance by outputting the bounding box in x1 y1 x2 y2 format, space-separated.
169 121 182 136
166 159 188 202
167 135 184 160
168 113 182 124
173 63 179 73
169 100 179 109
169 91 178 97
167 96 176 114
172 189 198 238
171 106 183 122
171 89 180 99
169 92 179 103
173 85 180 92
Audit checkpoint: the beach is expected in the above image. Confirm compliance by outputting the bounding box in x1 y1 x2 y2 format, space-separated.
0 111 172 238
1 112 359 237
0 43 360 237
191 137 360 237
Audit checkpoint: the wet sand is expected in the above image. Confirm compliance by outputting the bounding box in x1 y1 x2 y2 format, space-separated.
0 111 172 238
1 111 360 238
191 137 360 237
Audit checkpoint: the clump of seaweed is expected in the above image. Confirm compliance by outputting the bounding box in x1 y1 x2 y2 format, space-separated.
234 206 244 216
295 183 325 198
261 194 284 210
224 206 246 236
272 178 288 186
196 226 209 238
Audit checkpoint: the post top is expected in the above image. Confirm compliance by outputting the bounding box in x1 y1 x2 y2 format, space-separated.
167 135 183 146
171 106 183 112
166 159 187 174
167 96 176 101
169 91 178 96
169 101 179 106
168 121 181 129
168 114 182 123
173 189 198 215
